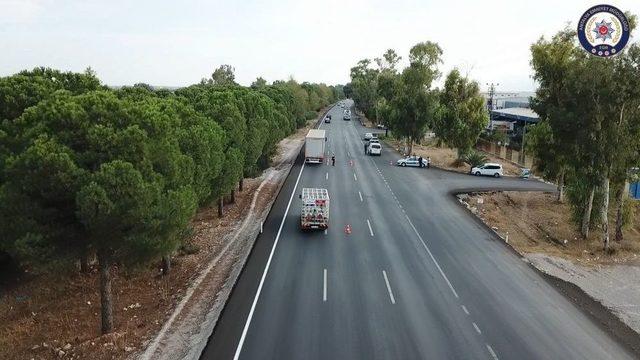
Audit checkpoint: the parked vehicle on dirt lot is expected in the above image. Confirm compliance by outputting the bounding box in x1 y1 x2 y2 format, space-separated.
300 188 330 230
396 156 428 168
367 142 382 155
471 163 503 177
305 129 326 164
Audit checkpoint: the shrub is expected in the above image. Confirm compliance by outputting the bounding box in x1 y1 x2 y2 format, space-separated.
463 151 488 168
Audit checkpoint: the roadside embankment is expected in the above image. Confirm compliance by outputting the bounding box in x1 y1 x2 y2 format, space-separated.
457 191 640 353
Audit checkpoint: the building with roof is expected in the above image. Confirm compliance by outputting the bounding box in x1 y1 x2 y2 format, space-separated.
483 91 540 132
490 107 539 123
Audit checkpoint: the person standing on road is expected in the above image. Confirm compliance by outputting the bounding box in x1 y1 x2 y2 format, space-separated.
419 156 423 168
331 155 335 166
427 156 431 168
364 142 368 154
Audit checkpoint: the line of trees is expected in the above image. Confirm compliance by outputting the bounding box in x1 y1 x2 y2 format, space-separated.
348 43 488 159
0 65 342 333
528 20 640 251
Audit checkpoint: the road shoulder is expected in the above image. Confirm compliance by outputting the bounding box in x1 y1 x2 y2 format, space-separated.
456 191 640 357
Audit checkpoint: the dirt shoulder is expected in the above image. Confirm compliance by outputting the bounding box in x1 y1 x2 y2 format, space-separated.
458 191 640 341
0 109 326 360
355 112 524 177
384 138 523 177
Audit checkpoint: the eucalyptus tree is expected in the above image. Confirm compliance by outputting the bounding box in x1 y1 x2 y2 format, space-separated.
434 68 488 159
387 42 443 154
350 59 379 120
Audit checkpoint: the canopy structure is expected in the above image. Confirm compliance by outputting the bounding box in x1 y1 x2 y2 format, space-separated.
491 108 540 123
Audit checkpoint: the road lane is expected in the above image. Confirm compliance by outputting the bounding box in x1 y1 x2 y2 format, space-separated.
202 100 634 360
363 120 633 359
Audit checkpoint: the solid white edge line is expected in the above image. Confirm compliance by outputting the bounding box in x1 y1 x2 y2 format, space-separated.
233 160 305 360
358 191 363 202
367 219 374 237
405 215 459 299
382 270 396 304
323 269 327 302
233 107 331 359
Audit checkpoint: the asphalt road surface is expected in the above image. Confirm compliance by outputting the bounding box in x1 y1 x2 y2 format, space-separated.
201 100 634 360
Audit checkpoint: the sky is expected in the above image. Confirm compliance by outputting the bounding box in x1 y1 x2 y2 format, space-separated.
1 0 639 92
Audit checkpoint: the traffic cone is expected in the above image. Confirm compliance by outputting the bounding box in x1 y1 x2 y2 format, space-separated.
344 224 352 234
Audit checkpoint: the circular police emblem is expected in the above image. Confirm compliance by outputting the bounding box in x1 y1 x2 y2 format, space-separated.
577 4 630 57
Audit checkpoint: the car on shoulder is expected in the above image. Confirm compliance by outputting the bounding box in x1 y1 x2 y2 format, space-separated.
363 132 373 141
471 163 503 177
324 114 331 123
367 142 382 156
396 156 428 168
368 138 380 145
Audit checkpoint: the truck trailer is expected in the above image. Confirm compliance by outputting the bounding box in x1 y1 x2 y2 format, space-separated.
300 188 330 230
304 129 326 164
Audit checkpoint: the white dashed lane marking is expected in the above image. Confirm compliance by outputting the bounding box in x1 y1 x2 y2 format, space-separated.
382 270 396 304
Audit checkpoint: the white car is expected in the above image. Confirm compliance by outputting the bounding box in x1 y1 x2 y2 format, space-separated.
367 142 382 156
396 156 428 168
471 163 503 177
368 138 380 144
364 132 374 141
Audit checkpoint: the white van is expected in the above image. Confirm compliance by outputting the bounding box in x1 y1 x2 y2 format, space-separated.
471 163 503 178
367 142 382 156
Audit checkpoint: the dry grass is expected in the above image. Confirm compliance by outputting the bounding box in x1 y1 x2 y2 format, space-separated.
385 138 523 176
0 178 262 360
0 112 324 360
466 191 640 265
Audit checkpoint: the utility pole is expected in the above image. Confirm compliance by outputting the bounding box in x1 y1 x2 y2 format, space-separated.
486 82 499 127
520 122 527 164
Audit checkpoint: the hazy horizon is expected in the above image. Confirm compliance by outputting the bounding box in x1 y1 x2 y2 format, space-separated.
2 0 639 92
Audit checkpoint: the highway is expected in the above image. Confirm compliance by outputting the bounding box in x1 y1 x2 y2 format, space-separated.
201 100 634 360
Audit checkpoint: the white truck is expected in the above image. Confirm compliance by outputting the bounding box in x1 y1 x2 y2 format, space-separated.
305 129 326 164
300 188 330 230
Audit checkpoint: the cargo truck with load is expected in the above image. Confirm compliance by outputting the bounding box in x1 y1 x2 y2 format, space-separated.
299 188 330 230
305 129 326 164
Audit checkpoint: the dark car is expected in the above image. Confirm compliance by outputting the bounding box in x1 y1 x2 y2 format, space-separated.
324 114 332 123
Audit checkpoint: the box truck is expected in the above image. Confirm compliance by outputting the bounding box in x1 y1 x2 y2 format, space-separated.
300 188 330 230
305 129 326 164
